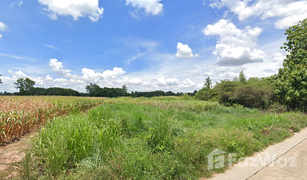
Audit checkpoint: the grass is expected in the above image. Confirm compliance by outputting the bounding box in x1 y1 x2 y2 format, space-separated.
20 96 307 179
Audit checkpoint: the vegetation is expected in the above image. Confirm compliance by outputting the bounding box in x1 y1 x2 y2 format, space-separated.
0 96 104 144
269 18 307 111
21 96 307 179
0 74 2 84
14 78 35 95
28 87 83 96
195 74 277 110
204 77 212 89
86 83 128 97
2 80 197 97
1 18 306 179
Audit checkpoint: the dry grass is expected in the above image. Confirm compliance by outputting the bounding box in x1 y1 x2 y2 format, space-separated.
0 96 104 145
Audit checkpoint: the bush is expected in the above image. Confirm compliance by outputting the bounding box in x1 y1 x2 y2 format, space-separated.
232 86 275 109
194 88 218 101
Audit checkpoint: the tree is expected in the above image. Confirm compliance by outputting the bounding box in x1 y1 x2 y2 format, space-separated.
204 77 212 89
122 85 128 94
86 83 101 96
239 70 247 84
14 78 35 95
0 74 2 84
270 18 307 111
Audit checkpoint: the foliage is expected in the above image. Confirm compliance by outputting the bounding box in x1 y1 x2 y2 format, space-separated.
0 74 2 84
194 88 218 101
239 70 247 84
14 78 35 95
86 83 128 97
122 85 128 94
233 86 275 109
204 77 212 89
29 87 81 96
269 18 307 111
196 74 277 109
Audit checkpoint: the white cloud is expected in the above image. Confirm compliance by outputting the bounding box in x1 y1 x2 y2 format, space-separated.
42 43 58 49
180 78 196 88
45 75 53 81
123 77 143 85
175 42 199 59
204 19 264 66
273 52 286 62
125 0 163 16
102 67 126 78
38 0 104 22
156 77 180 86
0 34 2 40
0 22 7 31
7 70 27 77
209 0 307 29
0 53 34 61
10 1 23 7
49 59 71 76
81 67 126 83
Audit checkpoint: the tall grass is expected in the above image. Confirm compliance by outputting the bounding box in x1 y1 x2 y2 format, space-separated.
23 97 307 179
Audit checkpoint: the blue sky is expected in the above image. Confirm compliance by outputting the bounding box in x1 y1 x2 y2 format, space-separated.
1 0 307 93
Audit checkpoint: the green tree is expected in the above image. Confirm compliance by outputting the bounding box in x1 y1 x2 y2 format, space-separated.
122 85 128 94
204 77 212 89
14 78 35 95
86 83 101 96
239 70 247 84
270 18 307 111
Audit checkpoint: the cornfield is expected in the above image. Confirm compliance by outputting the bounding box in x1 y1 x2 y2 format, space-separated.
0 96 104 145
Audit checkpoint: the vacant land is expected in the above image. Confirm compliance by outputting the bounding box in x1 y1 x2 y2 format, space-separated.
18 96 307 179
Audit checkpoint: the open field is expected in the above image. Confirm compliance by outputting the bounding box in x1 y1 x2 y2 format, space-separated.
19 96 307 179
0 96 104 145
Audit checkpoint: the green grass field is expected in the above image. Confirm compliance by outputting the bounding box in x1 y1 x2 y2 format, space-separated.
21 97 307 179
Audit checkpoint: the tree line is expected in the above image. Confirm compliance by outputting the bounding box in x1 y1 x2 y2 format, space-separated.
0 79 197 97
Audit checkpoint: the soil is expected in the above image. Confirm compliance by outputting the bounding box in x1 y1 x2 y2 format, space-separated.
0 131 38 179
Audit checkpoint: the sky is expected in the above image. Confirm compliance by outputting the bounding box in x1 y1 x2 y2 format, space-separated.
0 0 307 93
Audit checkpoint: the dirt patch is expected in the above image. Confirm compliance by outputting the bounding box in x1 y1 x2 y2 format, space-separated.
0 131 38 179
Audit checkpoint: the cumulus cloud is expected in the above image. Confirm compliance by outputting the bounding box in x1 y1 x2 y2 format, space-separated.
123 77 143 85
0 22 7 31
175 42 199 59
10 1 23 7
0 58 203 93
49 59 71 76
204 19 264 66
209 0 307 29
179 78 196 88
38 0 104 22
125 0 163 16
156 77 180 86
7 70 27 77
81 67 126 82
273 52 286 62
0 21 7 39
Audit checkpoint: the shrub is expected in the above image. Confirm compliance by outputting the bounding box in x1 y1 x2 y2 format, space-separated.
232 86 275 109
194 88 218 101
